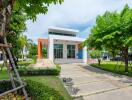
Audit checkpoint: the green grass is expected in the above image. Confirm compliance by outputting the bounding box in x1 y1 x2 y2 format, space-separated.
91 61 132 76
0 70 72 100
0 70 9 80
23 76 72 100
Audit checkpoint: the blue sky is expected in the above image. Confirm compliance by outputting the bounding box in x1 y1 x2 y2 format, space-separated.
24 0 132 43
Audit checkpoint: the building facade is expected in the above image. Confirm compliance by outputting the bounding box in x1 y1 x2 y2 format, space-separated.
38 27 87 64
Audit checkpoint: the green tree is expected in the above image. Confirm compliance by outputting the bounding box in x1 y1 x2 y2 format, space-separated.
28 43 37 58
85 5 132 72
19 34 33 60
6 8 27 57
89 50 102 65
0 0 63 49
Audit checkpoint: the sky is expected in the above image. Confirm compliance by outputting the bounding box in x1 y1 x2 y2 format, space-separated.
24 0 132 43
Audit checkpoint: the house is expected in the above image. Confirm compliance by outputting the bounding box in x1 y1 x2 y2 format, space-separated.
37 27 87 64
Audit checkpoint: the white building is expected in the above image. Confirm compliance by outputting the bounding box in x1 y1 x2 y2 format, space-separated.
38 27 87 64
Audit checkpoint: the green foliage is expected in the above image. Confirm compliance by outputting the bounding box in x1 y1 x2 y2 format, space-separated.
25 80 64 100
86 4 132 50
0 80 64 100
18 65 61 76
18 61 34 66
89 50 102 59
28 44 37 58
6 8 27 57
91 61 132 76
85 4 132 71
14 0 64 21
0 80 13 93
2 0 63 58
42 47 47 58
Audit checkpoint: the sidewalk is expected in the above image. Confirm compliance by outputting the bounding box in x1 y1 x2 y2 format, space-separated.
60 63 132 100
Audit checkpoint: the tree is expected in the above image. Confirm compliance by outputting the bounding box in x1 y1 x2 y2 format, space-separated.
6 8 27 57
28 43 37 58
85 5 132 72
0 0 63 45
19 34 33 60
89 50 102 65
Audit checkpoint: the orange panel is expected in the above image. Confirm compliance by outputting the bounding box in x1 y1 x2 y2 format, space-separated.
37 38 49 59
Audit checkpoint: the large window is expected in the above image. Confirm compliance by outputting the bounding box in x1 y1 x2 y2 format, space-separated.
54 44 63 59
67 45 75 58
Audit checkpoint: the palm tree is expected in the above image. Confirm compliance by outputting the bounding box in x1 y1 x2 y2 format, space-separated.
19 34 33 61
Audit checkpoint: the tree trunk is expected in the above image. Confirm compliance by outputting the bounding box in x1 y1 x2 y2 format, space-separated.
123 48 129 72
98 58 101 66
21 51 24 61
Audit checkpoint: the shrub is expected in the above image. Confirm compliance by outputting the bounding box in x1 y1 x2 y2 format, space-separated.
18 61 33 66
25 80 64 100
18 65 61 76
0 80 64 100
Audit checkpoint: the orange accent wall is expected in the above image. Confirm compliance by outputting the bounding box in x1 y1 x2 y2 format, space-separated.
38 39 49 59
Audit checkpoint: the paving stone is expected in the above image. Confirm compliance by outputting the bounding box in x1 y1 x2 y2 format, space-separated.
83 87 132 100
71 81 118 97
60 63 132 99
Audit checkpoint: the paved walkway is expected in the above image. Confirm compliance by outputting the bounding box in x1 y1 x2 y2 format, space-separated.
60 63 132 100
30 59 55 69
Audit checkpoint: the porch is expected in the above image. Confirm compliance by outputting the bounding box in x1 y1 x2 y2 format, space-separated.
38 35 87 64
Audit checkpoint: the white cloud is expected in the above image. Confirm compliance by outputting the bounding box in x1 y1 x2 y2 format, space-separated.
24 0 132 43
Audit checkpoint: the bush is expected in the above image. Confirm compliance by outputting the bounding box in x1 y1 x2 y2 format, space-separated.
18 61 33 66
25 80 64 100
0 80 64 100
18 65 61 76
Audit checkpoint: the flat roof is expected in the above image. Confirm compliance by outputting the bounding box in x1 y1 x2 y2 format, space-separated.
48 26 79 35
49 35 85 42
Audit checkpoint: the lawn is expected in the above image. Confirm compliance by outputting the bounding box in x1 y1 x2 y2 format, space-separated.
23 76 72 100
91 61 132 76
0 69 72 100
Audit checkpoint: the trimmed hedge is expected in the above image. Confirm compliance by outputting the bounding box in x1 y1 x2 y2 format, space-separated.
0 80 64 100
18 65 61 76
18 61 33 66
26 80 64 100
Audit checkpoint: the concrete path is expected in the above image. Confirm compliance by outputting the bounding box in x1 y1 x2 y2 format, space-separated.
30 59 55 69
60 63 132 100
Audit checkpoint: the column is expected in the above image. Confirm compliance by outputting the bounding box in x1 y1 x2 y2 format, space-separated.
49 38 54 62
38 41 42 59
83 46 87 64
63 42 67 59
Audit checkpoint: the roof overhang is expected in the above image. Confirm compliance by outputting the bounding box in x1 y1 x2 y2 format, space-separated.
49 35 85 42
48 26 79 35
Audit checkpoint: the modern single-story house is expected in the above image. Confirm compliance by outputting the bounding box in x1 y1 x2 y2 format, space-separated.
37 27 87 64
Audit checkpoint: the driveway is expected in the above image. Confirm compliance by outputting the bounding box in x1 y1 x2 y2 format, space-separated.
60 63 132 100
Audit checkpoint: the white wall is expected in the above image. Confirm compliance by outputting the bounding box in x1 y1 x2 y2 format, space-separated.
83 46 87 63
48 35 87 64
48 38 53 61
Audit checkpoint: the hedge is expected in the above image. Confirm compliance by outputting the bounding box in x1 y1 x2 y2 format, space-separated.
18 64 61 76
0 80 64 100
18 61 33 66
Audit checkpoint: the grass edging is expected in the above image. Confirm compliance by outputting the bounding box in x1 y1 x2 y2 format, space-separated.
90 63 132 76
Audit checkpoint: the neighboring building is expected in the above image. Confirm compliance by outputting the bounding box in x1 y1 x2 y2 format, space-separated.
38 27 87 64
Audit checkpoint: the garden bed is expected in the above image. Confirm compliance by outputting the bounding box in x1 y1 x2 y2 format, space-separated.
0 79 64 100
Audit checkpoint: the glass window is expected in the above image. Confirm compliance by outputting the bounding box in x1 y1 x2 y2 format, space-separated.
54 44 63 59
67 45 75 58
